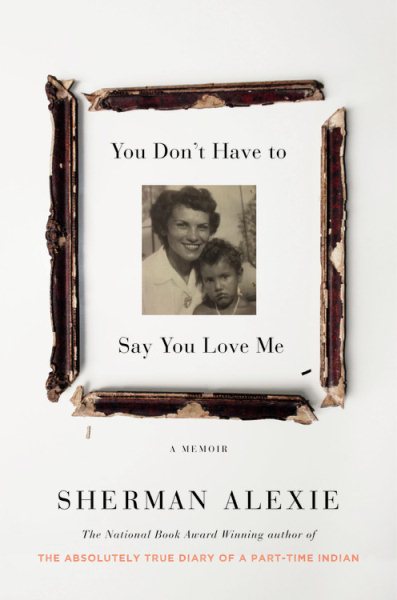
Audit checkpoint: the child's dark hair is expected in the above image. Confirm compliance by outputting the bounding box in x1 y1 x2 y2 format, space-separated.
198 238 242 274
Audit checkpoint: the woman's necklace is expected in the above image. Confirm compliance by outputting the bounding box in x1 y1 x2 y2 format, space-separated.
215 295 240 315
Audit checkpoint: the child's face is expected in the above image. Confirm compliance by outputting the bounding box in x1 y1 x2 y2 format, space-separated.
201 258 241 309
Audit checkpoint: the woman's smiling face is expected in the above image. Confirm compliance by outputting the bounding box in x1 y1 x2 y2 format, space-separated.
166 204 211 263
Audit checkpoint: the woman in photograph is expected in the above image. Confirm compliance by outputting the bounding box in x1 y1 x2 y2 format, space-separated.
142 186 220 314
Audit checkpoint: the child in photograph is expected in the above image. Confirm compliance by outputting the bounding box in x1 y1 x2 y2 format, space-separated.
194 238 256 315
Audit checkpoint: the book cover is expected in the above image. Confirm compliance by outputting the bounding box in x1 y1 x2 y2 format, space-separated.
1 1 396 598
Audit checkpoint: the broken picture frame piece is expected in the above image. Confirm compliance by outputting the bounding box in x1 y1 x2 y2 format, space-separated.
320 108 347 407
84 80 324 112
45 76 79 402
72 387 316 425
46 76 346 420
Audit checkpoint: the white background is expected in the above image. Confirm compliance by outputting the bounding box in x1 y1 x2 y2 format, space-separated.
0 1 396 599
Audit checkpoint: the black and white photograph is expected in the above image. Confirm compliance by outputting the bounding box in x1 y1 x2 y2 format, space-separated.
142 185 257 315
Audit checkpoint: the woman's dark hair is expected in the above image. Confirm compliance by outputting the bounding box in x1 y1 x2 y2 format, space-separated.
150 186 220 245
198 238 243 275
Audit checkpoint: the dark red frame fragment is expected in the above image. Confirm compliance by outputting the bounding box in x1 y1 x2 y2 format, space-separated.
84 80 324 112
72 388 316 424
45 76 79 401
320 108 347 407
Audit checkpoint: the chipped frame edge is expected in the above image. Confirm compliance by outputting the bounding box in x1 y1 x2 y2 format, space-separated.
83 79 324 112
320 108 347 407
71 387 317 425
45 75 79 401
